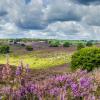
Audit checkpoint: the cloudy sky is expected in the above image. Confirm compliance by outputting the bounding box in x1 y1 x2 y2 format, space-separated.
0 0 100 40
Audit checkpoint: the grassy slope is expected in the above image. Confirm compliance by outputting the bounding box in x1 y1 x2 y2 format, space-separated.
0 49 72 69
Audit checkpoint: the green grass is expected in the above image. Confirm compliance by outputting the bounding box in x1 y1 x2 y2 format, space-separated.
0 50 72 69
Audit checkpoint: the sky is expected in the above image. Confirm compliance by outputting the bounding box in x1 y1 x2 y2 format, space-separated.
0 0 100 40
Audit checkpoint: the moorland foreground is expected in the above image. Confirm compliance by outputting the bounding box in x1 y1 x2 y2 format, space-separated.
0 39 100 100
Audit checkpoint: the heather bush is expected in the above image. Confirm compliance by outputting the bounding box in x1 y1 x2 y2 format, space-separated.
0 45 10 54
0 55 99 100
71 47 100 71
0 58 99 100
1 67 99 100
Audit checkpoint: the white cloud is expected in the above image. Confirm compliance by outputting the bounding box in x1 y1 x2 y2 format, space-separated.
82 5 100 26
43 20 100 40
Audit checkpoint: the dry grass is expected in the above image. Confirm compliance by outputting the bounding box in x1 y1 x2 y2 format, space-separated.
92 68 100 84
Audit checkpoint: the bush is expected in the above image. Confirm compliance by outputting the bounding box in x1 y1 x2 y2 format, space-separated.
77 43 85 50
25 45 33 51
63 41 70 47
49 40 60 47
21 43 25 47
71 47 100 71
0 45 10 54
48 40 52 44
86 41 93 47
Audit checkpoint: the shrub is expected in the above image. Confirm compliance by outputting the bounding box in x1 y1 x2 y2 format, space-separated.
71 47 100 71
49 40 60 47
86 41 93 47
63 41 70 47
1 61 98 100
21 43 25 47
77 43 85 50
25 45 33 51
0 45 10 54
48 40 52 44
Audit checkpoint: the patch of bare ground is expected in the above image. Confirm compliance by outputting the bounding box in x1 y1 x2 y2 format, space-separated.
30 63 71 81
0 63 71 82
96 43 100 47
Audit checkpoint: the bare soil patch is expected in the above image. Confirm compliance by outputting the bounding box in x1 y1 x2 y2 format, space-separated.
0 63 70 82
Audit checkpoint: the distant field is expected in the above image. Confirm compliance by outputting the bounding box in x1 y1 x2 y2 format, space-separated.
0 39 98 69
0 49 72 69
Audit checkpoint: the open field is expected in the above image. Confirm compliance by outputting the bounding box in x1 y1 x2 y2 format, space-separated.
0 45 75 69
0 39 78 69
0 39 100 99
0 50 71 69
0 0 100 98
0 39 99 69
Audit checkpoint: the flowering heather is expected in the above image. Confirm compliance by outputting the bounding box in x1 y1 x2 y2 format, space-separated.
25 64 30 73
0 61 100 100
16 66 22 76
2 55 11 80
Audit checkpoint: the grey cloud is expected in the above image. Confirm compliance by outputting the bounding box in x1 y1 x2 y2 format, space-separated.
44 0 83 23
82 5 100 26
2 0 46 30
45 21 80 34
24 0 31 4
44 21 100 40
0 10 7 16
75 0 100 5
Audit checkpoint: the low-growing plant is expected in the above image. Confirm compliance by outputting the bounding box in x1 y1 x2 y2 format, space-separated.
63 41 70 47
25 45 33 51
21 43 25 47
77 43 85 50
0 60 99 100
0 45 10 54
86 41 93 47
49 40 60 47
71 47 100 71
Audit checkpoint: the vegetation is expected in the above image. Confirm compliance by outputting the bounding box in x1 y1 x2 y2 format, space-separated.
25 45 33 51
77 43 85 50
71 47 100 71
21 43 25 47
0 61 99 100
0 39 100 99
0 45 10 54
86 41 93 47
63 41 70 47
0 51 71 69
49 40 60 47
